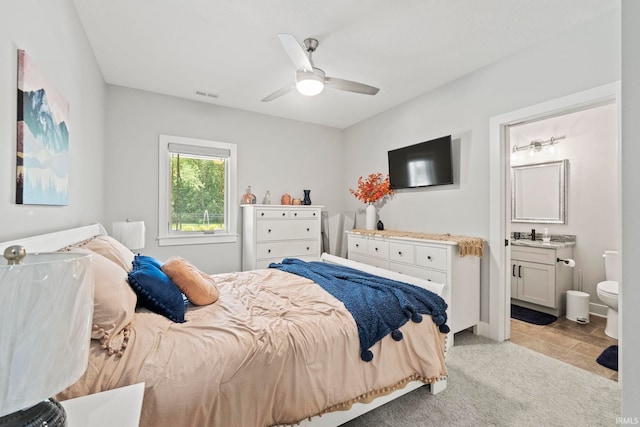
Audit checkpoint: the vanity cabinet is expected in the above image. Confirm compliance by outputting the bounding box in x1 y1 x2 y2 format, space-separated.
242 205 323 270
347 231 480 335
511 244 574 316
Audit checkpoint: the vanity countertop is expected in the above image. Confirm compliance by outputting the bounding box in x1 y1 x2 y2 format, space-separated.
511 239 575 249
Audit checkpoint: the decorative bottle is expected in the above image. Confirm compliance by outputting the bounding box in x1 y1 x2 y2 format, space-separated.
242 186 256 204
263 191 271 204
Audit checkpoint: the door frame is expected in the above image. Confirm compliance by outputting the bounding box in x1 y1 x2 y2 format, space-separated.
488 81 620 342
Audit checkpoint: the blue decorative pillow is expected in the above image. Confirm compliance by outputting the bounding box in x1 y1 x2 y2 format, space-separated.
127 256 185 323
132 254 163 270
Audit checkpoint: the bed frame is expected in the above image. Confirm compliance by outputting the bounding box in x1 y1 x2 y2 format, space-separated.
0 223 448 427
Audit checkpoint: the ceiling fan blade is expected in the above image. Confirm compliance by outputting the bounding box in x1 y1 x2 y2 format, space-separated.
261 84 295 102
278 33 312 71
325 77 380 95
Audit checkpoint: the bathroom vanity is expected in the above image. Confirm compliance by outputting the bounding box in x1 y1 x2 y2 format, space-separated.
511 237 575 317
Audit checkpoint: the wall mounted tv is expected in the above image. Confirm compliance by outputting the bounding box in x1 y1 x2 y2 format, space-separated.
388 135 453 189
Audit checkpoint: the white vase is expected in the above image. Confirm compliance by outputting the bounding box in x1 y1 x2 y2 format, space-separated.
365 203 376 230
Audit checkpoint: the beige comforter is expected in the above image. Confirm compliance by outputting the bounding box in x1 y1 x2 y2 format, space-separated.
58 268 447 426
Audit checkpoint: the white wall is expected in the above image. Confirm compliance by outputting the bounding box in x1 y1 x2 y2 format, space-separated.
343 10 620 324
510 103 618 307
0 0 106 241
104 85 344 273
621 0 639 418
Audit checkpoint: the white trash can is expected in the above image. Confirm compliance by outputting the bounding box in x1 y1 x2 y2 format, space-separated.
566 290 590 324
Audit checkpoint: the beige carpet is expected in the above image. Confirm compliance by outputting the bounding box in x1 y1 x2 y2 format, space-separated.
343 331 620 426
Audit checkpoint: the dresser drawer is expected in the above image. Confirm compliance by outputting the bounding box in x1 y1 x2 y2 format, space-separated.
289 209 320 219
348 235 369 255
256 240 319 259
256 209 290 219
389 262 447 284
256 220 318 241
389 242 415 263
367 239 389 259
415 245 447 271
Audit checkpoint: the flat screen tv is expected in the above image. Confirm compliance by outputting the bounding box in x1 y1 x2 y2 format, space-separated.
388 135 453 189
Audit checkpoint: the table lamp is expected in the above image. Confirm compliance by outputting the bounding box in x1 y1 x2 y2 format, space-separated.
0 246 94 426
112 220 146 250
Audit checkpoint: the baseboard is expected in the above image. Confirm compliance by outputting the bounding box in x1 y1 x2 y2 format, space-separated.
590 302 608 317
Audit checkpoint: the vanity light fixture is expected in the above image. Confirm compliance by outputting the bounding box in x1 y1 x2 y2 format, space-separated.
511 135 566 154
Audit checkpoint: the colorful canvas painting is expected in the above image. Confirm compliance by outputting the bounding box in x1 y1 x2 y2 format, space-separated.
16 49 69 205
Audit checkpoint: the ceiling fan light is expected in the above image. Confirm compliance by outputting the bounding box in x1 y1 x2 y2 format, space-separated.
296 69 325 96
296 79 324 96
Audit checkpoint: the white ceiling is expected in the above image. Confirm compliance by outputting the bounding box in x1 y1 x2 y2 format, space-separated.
72 0 616 129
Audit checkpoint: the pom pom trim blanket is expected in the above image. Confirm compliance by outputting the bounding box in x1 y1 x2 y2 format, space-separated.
270 258 449 361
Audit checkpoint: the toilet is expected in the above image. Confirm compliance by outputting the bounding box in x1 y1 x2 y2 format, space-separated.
596 250 619 339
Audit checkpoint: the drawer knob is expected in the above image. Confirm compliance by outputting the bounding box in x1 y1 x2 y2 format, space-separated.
268 229 272 233
398 251 402 256
375 247 379 252
306 228 310 232
313 212 316 216
268 249 271 254
261 212 264 216
282 213 286 216
427 278 432 281
355 244 359 248
294 213 298 216
427 256 432 260
306 246 310 251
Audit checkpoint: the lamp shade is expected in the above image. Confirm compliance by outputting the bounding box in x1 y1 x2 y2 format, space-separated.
0 252 94 417
112 220 146 250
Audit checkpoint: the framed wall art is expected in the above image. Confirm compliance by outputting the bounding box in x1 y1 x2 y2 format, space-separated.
16 49 70 205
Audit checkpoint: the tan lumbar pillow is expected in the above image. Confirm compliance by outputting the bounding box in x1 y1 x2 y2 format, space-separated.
161 257 220 305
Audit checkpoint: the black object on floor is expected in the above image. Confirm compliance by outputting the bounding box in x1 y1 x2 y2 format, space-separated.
596 345 618 371
511 304 558 326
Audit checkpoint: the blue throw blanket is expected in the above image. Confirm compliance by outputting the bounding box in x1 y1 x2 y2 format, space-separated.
269 258 449 362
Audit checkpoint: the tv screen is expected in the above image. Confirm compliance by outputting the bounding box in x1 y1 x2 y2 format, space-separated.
388 135 453 189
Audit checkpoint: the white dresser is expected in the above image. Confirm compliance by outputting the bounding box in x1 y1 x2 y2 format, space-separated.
242 205 323 270
346 230 481 335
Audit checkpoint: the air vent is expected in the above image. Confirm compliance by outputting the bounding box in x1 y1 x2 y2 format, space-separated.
194 90 218 99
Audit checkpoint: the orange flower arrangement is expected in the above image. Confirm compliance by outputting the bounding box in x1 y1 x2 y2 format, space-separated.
349 173 394 204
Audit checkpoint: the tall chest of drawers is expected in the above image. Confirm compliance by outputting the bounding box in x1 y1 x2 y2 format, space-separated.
346 230 481 335
242 205 323 270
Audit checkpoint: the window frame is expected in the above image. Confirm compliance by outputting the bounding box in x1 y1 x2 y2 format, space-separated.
158 134 238 246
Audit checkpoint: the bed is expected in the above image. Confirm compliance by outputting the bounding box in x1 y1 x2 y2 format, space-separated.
0 223 448 427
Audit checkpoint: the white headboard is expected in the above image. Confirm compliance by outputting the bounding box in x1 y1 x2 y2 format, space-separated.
0 223 107 254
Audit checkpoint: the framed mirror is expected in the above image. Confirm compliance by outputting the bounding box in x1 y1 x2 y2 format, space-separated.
511 159 568 224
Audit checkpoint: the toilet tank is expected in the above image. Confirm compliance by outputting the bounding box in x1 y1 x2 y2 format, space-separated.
604 250 619 281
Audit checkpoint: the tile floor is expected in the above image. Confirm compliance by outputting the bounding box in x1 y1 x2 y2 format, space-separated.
509 314 618 381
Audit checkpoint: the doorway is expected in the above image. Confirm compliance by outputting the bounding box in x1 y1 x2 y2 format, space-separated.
488 82 621 347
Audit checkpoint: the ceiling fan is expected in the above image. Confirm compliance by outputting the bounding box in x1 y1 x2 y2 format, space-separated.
261 33 380 102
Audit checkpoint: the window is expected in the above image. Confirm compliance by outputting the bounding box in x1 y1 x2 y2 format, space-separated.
158 135 237 246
